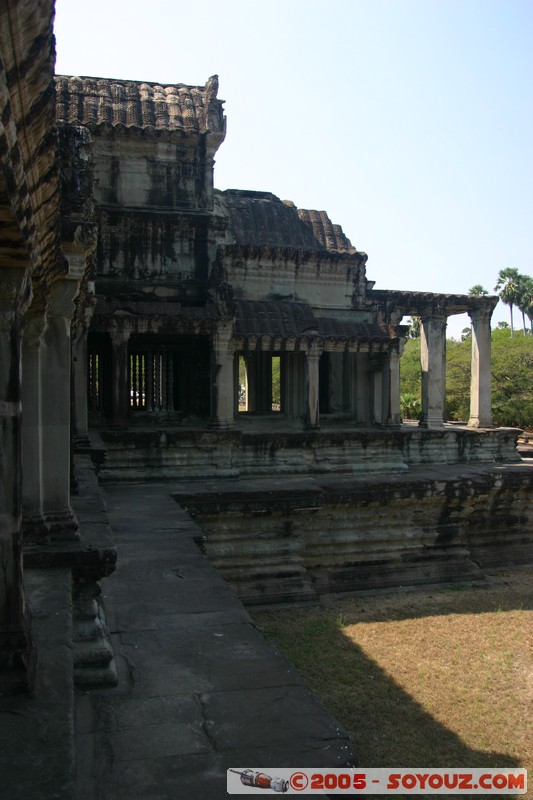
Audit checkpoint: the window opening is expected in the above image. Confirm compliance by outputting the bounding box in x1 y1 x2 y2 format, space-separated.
271 355 281 412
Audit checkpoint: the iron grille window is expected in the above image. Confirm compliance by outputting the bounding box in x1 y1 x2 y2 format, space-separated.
129 351 175 412
88 350 106 413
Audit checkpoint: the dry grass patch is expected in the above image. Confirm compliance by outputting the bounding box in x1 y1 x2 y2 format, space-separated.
253 570 532 797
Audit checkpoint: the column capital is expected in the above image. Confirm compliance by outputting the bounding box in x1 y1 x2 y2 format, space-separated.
305 338 323 360
47 277 80 319
109 320 132 347
420 309 447 328
23 307 47 349
468 305 493 325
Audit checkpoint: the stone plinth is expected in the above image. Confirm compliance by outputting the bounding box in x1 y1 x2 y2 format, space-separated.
96 425 521 484
175 462 533 604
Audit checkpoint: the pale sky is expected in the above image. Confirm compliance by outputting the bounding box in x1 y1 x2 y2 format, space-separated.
54 0 533 338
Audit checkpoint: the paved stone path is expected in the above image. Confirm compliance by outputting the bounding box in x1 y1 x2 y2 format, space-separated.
76 483 354 799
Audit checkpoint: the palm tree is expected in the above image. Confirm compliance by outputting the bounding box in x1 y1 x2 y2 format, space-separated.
407 316 421 339
526 296 533 335
468 284 489 296
494 268 522 337
516 275 533 335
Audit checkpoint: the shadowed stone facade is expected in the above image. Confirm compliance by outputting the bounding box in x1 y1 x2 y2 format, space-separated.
0 0 531 698
54 75 500 458
0 4 531 797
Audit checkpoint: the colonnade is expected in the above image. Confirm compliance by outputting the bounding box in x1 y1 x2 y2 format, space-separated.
82 307 494 432
0 266 80 691
419 307 493 428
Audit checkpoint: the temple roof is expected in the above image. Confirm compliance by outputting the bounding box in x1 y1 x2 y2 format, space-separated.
215 190 356 253
55 75 225 135
235 300 395 342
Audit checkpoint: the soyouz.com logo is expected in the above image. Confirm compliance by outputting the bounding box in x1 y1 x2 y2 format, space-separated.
227 767 527 794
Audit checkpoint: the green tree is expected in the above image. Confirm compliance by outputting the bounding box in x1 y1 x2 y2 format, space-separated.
400 392 422 420
407 316 421 339
400 328 533 429
494 268 522 337
516 274 533 335
490 327 533 426
468 284 489 296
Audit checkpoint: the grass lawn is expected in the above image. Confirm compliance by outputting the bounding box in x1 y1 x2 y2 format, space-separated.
253 569 532 798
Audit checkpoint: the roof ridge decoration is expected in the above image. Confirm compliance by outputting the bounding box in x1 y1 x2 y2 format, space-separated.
215 189 358 254
54 74 225 136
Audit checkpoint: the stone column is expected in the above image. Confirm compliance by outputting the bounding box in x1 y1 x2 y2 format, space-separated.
22 308 48 540
468 307 493 428
41 278 80 539
210 323 235 429
72 299 96 448
388 348 402 427
256 351 273 414
419 312 447 429
328 352 344 413
110 323 131 429
0 266 36 692
72 331 89 447
371 357 384 424
304 341 321 429
284 352 305 422
355 352 370 425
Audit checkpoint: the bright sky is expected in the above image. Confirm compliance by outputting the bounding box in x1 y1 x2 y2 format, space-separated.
54 0 533 339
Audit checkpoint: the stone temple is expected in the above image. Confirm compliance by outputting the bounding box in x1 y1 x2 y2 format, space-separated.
0 1 532 795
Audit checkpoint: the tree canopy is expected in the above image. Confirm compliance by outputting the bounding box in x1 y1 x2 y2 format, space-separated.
492 269 533 336
401 328 533 429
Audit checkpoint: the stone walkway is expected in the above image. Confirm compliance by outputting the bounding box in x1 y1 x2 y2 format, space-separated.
76 483 354 799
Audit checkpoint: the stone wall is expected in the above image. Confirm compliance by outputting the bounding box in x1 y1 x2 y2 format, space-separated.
97 426 521 483
175 462 533 604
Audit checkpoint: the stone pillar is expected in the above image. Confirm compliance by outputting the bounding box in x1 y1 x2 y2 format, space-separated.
41 278 80 539
304 342 321 429
72 331 90 447
284 352 305 422
110 324 131 429
355 352 370 425
328 352 344 413
22 308 48 540
72 299 96 448
371 360 383 424
256 352 274 414
468 307 493 428
388 348 402 427
210 323 235 429
419 312 447 429
0 267 36 692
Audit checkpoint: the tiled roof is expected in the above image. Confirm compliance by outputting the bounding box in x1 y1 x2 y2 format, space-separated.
297 209 354 253
95 299 218 318
216 190 356 253
55 75 225 134
316 318 394 340
235 300 394 342
235 300 317 338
